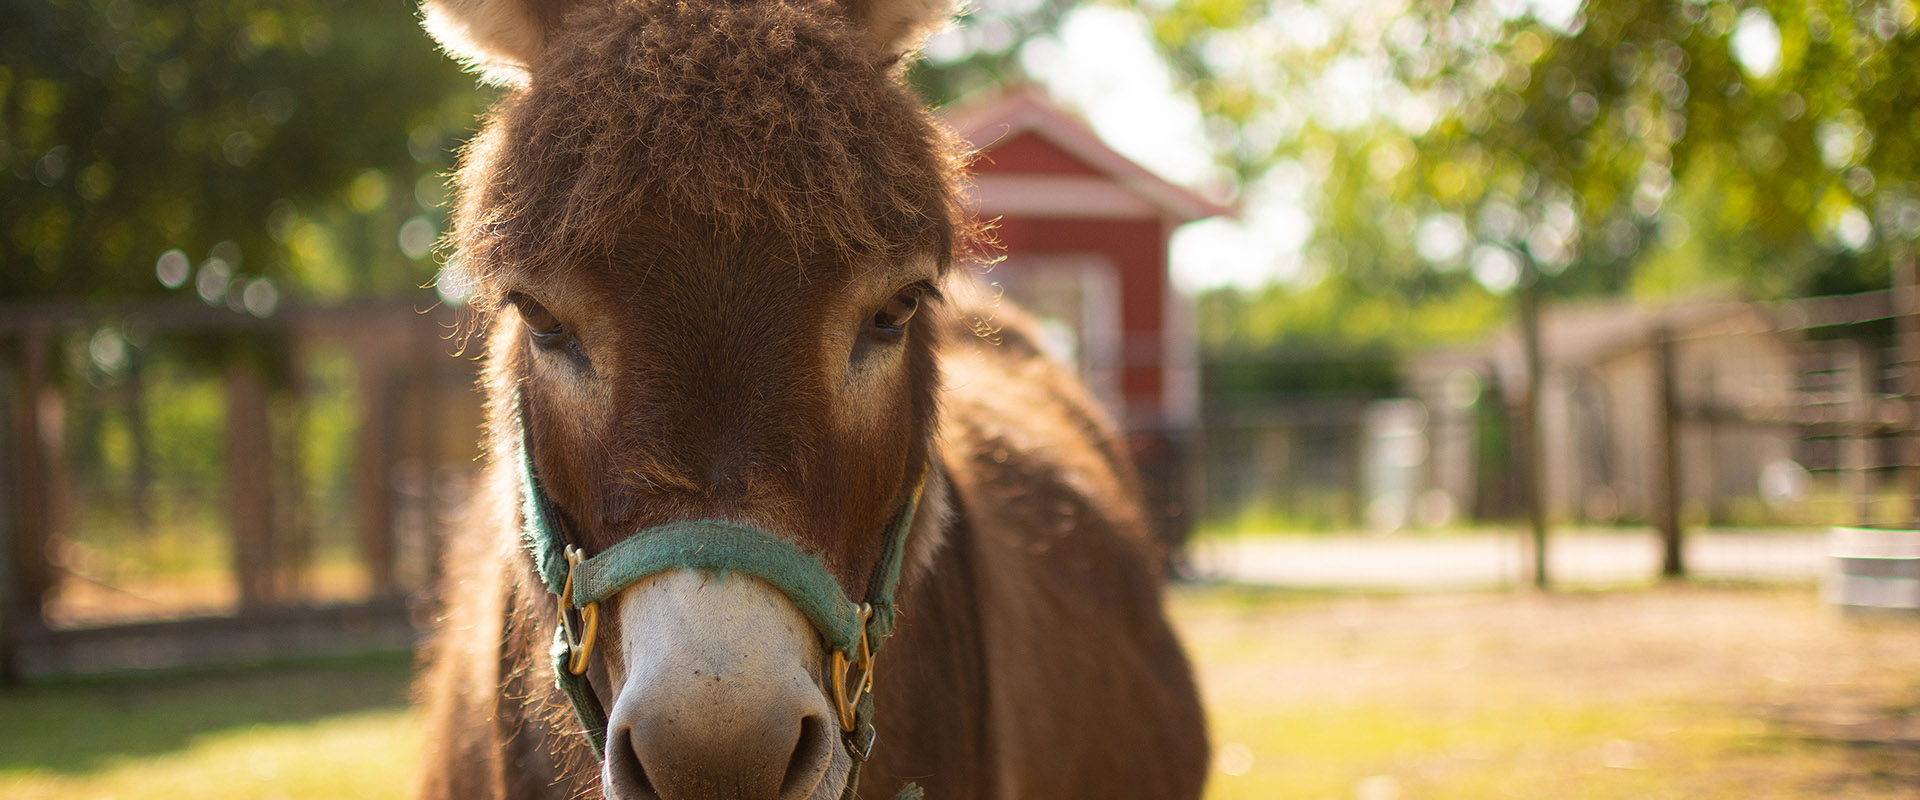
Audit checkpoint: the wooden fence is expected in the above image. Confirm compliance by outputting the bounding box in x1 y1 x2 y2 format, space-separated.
0 296 482 680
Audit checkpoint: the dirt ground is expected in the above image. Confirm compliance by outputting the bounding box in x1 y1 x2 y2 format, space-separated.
3 584 1916 800
1170 584 1920 799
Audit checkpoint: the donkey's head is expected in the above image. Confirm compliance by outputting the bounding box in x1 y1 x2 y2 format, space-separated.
424 0 965 796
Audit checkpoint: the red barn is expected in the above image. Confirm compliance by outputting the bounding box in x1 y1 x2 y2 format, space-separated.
943 86 1228 546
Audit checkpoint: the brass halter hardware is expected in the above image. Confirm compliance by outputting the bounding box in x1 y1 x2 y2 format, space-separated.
830 603 875 732
560 545 600 676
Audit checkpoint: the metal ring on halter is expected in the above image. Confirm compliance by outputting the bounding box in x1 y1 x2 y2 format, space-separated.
560 545 600 676
830 603 874 732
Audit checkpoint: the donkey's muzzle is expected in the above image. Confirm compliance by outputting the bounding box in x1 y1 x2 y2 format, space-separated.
602 570 842 800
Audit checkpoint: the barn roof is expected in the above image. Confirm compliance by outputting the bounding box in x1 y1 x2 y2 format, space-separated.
941 85 1231 224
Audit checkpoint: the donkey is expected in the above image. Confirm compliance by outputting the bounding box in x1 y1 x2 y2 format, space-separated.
412 0 1208 798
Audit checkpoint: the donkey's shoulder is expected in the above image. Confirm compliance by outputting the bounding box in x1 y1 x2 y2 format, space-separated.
933 283 1158 572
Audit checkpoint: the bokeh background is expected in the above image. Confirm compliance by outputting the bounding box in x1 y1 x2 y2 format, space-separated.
3 0 1919 797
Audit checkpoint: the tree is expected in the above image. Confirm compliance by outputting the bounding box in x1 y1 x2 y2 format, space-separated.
1137 0 1919 300
2 0 487 305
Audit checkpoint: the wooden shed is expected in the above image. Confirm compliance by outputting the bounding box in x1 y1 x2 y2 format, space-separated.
942 86 1228 543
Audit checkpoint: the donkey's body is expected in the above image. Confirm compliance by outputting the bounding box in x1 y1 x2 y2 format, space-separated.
413 0 1206 797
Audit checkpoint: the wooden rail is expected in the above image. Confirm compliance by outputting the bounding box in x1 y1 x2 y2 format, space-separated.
6 597 418 679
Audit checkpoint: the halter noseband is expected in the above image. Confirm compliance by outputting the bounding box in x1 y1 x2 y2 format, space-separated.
513 397 925 799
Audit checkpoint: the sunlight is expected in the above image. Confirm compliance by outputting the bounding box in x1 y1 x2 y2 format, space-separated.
1731 8 1782 80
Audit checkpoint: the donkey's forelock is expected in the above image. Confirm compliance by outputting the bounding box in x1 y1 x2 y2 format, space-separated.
448 0 975 302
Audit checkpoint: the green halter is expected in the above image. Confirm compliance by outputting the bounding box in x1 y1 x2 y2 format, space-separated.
513 398 924 799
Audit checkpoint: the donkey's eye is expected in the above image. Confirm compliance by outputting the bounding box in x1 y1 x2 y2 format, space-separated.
506 292 568 348
870 284 928 336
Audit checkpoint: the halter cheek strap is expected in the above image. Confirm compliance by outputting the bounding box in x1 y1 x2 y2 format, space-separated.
514 399 925 800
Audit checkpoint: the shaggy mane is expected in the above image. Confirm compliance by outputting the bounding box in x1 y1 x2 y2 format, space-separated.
452 0 977 298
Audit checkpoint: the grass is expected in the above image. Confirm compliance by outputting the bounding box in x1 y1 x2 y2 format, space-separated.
0 654 417 800
3 586 1917 799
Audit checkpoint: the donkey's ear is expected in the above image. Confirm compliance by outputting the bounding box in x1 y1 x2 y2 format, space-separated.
421 0 580 84
837 0 959 61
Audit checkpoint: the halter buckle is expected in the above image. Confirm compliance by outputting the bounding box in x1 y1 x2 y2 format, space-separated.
559 545 599 676
831 603 874 734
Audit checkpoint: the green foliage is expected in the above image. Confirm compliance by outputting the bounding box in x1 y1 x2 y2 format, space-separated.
1 0 486 304
1136 0 1920 307
1198 278 1506 397
908 0 1078 105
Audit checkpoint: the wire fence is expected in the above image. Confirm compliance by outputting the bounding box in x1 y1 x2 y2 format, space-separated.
1194 288 1920 594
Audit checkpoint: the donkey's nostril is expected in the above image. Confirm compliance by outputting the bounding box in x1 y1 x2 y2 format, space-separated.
604 725 660 800
779 712 834 800
620 703 827 800
604 571 841 800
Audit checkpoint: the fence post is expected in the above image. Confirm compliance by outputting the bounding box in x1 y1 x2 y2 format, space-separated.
1896 248 1920 529
355 348 398 597
3 328 52 682
278 341 309 598
226 356 279 609
125 353 154 540
1840 340 1876 525
1517 277 1550 589
414 322 443 590
1345 419 1366 528
1653 325 1685 578
0 349 18 683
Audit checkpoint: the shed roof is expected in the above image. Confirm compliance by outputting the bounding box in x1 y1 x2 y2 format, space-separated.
941 85 1231 224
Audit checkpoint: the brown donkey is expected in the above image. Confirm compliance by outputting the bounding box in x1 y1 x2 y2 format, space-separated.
412 0 1208 798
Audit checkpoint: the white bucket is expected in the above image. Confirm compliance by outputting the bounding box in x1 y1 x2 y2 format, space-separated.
1826 527 1920 611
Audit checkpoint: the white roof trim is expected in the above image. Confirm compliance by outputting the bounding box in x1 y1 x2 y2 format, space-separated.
964 174 1163 220
943 87 1231 223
